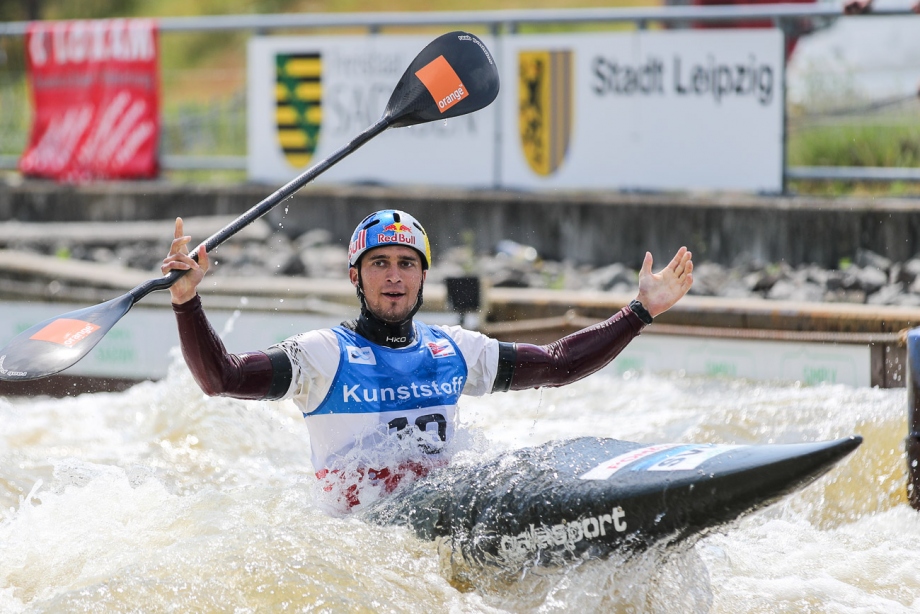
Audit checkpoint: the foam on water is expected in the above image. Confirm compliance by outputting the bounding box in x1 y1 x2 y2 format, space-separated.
0 343 917 612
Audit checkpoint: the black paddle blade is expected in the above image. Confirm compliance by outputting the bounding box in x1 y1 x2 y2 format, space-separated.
0 293 134 381
384 31 500 128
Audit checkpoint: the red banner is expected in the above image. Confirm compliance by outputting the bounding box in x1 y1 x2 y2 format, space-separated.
20 19 160 181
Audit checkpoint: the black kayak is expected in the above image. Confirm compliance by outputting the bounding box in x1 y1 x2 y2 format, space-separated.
366 435 862 570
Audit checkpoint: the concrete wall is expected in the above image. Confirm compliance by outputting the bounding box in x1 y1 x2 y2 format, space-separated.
2 180 920 269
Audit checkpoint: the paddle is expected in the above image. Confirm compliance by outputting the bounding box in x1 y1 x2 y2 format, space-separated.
0 31 500 382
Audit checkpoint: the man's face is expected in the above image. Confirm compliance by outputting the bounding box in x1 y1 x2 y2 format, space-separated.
350 245 426 323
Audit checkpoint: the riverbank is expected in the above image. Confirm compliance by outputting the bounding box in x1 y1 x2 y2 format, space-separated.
0 197 920 307
4 180 920 270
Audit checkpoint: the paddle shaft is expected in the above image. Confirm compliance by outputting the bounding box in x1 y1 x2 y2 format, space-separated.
128 117 391 304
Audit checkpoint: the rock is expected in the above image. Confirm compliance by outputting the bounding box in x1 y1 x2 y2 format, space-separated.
743 270 773 292
300 245 348 279
899 258 920 285
273 252 307 276
893 293 920 307
801 264 830 286
532 260 570 291
767 279 825 302
855 248 892 273
867 283 906 305
851 265 888 295
91 246 117 264
688 262 729 296
491 267 530 288
730 252 767 273
26 224 920 308
495 240 539 264
295 228 333 249
889 262 903 285
115 243 161 270
560 263 594 291
425 260 467 283
717 279 757 299
585 263 637 292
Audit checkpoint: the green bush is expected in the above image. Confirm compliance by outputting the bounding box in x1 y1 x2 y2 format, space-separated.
789 121 920 168
787 118 920 196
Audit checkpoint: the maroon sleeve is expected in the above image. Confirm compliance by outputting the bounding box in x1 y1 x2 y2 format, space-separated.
508 306 646 390
172 295 278 400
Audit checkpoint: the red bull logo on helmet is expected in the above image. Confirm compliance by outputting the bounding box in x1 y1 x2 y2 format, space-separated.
377 230 417 246
348 229 367 261
379 220 416 246
383 222 411 233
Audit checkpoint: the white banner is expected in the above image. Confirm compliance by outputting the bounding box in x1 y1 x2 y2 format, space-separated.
247 30 784 193
611 334 870 388
247 35 498 187
499 30 784 192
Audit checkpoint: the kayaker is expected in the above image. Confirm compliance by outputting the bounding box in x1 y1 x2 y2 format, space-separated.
162 209 694 509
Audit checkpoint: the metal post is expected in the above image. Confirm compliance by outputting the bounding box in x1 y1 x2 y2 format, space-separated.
906 328 920 509
777 17 789 196
491 21 503 191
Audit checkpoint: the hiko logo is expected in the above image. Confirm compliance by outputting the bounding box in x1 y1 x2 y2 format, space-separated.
342 376 464 403
499 506 628 561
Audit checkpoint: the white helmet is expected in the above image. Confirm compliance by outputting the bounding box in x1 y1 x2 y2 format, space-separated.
347 209 431 270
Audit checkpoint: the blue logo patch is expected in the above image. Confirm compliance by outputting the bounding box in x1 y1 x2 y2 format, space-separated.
346 345 376 365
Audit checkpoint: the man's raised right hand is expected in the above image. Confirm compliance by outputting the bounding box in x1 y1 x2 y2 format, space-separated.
161 217 209 305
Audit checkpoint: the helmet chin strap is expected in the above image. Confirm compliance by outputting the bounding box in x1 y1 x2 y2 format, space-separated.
350 269 425 348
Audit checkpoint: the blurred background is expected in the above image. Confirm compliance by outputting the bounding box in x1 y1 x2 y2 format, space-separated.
1 0 919 194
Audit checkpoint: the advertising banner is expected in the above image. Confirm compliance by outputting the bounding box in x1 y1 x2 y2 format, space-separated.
500 30 784 192
247 35 497 187
246 30 784 193
616 335 868 387
20 19 160 181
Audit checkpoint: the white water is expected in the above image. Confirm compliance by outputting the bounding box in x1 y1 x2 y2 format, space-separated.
1 346 917 612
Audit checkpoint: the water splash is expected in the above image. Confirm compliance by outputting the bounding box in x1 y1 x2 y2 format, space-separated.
0 365 917 611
